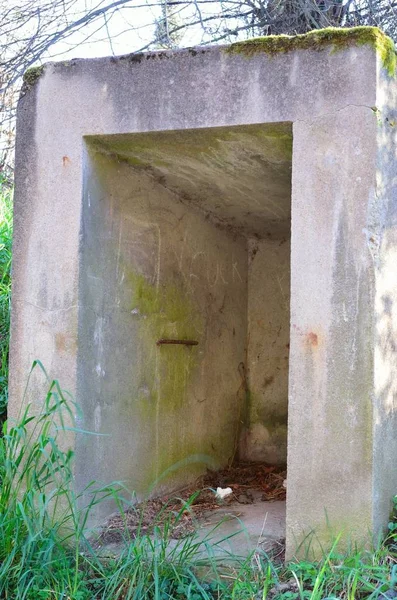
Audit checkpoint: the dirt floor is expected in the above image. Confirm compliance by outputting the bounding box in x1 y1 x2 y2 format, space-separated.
94 462 286 556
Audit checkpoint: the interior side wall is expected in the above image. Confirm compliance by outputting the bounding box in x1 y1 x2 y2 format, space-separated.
240 238 290 465
76 148 248 516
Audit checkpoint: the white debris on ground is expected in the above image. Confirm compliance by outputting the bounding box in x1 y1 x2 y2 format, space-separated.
215 487 233 500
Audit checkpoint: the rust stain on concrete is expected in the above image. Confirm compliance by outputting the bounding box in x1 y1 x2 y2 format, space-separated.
55 332 67 352
306 331 318 347
55 332 76 353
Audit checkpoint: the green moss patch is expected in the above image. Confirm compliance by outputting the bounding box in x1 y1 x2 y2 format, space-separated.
22 65 45 89
88 122 293 181
130 273 202 410
226 27 396 77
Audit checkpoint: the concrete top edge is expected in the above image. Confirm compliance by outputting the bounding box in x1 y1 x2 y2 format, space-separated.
22 26 396 89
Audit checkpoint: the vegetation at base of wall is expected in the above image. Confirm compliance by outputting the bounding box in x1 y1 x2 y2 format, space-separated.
227 26 397 77
0 362 395 599
0 177 12 425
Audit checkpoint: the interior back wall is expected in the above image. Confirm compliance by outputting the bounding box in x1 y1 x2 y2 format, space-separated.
239 238 290 465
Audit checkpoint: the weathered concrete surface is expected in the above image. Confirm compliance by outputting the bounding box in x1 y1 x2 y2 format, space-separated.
92 124 292 237
195 498 286 558
372 65 397 539
286 61 397 555
287 106 378 556
240 238 290 465
10 29 397 558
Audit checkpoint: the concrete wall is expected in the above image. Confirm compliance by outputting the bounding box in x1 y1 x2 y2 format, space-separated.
287 106 380 555
76 145 248 517
240 238 290 465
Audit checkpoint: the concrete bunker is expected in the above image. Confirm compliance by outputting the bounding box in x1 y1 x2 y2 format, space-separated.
77 123 292 520
11 29 397 557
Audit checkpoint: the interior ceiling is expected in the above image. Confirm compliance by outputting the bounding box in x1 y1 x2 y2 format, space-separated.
89 123 292 238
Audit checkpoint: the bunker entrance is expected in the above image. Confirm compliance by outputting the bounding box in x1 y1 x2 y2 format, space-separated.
78 123 292 544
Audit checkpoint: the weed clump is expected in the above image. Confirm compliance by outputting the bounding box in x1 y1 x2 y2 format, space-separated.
22 65 45 89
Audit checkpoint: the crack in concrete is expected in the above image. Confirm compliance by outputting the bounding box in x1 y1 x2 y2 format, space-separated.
294 103 376 126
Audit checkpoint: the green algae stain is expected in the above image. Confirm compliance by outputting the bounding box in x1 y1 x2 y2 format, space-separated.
254 127 293 161
247 391 288 437
87 122 293 174
130 273 202 412
226 26 396 77
123 272 208 493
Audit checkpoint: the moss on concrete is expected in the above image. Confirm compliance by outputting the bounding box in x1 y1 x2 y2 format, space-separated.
89 122 293 171
128 273 224 494
53 60 78 69
130 273 202 410
118 52 144 64
116 272 205 490
226 27 396 77
22 66 45 89
255 127 293 161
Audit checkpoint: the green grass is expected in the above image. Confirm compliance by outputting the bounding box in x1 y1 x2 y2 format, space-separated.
0 176 12 425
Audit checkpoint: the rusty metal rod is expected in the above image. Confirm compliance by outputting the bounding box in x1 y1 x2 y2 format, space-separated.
156 339 199 346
